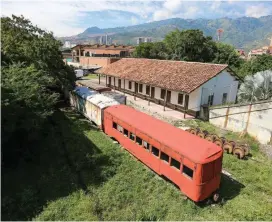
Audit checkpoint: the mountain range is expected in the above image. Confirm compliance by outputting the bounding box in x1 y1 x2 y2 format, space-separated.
60 15 272 51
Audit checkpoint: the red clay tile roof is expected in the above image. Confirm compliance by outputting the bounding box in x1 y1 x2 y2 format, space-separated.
98 58 228 93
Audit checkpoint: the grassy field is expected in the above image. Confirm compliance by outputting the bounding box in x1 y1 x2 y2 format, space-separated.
2 108 272 221
83 74 99 79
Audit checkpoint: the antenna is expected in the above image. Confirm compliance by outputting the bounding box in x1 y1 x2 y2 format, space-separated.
217 29 224 42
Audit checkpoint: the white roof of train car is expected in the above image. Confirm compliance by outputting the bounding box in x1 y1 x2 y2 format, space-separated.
87 94 120 109
74 86 120 109
74 86 98 99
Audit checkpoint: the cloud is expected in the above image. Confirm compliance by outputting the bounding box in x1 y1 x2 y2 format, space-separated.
245 4 271 18
2 1 272 37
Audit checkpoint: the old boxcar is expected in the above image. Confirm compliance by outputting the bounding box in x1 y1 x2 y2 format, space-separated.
103 105 223 202
70 86 119 127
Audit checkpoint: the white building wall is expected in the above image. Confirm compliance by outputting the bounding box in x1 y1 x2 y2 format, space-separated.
106 70 238 112
188 70 239 111
200 71 238 106
188 88 202 111
155 87 162 100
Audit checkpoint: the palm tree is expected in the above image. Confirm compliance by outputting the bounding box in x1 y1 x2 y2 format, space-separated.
238 70 272 103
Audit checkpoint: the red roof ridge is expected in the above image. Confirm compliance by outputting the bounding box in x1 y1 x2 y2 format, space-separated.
120 58 228 67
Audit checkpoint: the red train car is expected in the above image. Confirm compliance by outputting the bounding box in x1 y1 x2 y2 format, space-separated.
103 105 223 202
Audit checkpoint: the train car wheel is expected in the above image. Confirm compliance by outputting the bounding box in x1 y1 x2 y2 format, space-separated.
220 137 226 144
212 134 219 141
212 192 220 203
190 128 197 135
241 145 250 156
214 139 223 148
229 140 236 148
205 134 214 142
185 128 191 133
223 142 233 154
233 147 245 159
203 130 209 137
197 131 205 139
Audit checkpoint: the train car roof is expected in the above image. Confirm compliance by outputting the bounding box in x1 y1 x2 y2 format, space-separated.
105 105 222 163
74 86 98 99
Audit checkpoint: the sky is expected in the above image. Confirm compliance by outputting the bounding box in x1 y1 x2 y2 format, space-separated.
2 0 272 37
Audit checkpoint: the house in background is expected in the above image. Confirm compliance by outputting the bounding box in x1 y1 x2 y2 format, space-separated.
71 44 135 68
98 58 240 117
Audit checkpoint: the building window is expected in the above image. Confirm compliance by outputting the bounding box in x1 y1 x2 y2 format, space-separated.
139 84 143 93
152 146 159 157
146 85 150 95
160 152 169 163
170 158 180 170
124 128 129 137
160 89 166 99
113 122 117 129
129 81 132 89
143 141 150 151
178 93 183 105
208 93 214 106
118 79 121 88
222 93 228 104
183 165 194 179
136 136 142 145
130 133 135 141
117 124 123 133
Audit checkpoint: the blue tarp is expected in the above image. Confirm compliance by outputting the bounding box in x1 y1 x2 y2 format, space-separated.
74 86 98 99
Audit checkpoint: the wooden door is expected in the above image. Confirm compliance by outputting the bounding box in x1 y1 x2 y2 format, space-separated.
151 87 155 98
135 83 138 93
166 91 171 103
185 95 189 110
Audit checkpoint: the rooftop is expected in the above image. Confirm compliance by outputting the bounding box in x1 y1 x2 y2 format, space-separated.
72 44 134 51
98 58 229 93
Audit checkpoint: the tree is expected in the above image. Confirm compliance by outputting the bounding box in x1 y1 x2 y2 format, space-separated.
238 70 272 103
238 54 272 78
213 42 243 70
164 29 217 62
1 15 75 164
133 42 167 59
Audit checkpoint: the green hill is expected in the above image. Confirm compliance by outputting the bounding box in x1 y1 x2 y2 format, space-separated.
61 15 272 51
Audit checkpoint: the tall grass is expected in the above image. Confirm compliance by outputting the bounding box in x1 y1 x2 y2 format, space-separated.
2 109 272 221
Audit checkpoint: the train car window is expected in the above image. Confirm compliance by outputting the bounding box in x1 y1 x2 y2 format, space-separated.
170 158 180 170
152 146 159 157
130 133 135 141
123 128 129 137
160 152 169 163
117 125 123 133
136 136 142 145
143 141 150 151
183 165 194 179
113 122 117 129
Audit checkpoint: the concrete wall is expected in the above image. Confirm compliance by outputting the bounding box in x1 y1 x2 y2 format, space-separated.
79 57 120 67
209 101 272 144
